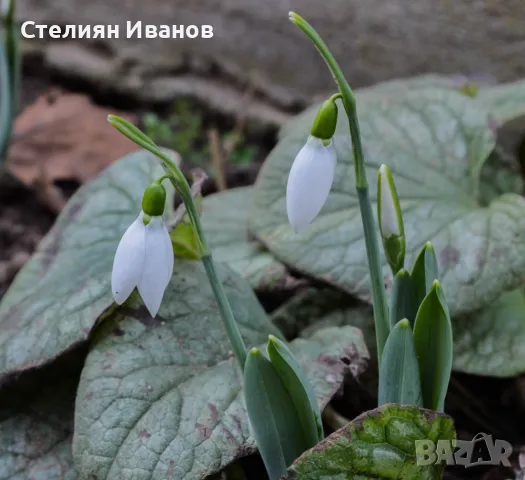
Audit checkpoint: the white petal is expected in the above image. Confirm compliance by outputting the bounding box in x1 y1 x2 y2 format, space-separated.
112 213 147 304
286 137 336 233
137 217 174 317
379 165 400 237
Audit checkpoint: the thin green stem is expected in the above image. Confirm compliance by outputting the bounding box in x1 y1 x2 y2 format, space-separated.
290 12 389 361
109 116 248 370
201 255 247 367
0 34 12 160
358 188 389 361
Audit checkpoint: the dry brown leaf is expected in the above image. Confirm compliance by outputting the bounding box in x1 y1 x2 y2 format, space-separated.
7 89 138 211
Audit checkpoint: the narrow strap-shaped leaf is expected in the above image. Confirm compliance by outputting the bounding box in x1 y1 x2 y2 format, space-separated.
244 348 308 480
267 335 323 444
389 268 417 328
0 34 12 161
413 281 453 412
378 319 423 407
411 241 438 306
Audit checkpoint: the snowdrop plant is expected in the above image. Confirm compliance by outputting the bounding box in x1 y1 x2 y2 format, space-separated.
287 12 453 413
108 115 322 480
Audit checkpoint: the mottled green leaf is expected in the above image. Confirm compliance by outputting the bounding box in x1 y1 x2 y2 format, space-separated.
477 79 525 124
454 288 525 377
201 187 288 289
252 88 525 318
285 404 455 479
0 380 77 480
0 149 175 380
73 261 368 480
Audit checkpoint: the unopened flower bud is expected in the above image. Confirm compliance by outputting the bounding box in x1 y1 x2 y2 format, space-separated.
378 164 405 273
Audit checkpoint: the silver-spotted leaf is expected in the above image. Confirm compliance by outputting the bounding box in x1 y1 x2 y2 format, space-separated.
0 149 175 380
201 187 288 289
73 261 368 480
477 79 525 124
0 380 77 480
251 88 525 317
285 404 455 480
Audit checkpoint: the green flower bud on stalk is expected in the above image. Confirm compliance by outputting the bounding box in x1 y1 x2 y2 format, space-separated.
377 164 405 274
310 96 339 141
141 183 166 217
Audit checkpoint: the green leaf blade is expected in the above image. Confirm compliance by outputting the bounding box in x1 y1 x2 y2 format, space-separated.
201 187 288 289
410 242 438 307
389 269 417 328
267 335 323 444
378 319 423 407
413 282 453 412
285 404 455 480
244 348 306 480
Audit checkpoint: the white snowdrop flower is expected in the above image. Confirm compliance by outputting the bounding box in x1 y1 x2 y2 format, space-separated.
111 183 174 317
286 136 336 233
378 164 401 238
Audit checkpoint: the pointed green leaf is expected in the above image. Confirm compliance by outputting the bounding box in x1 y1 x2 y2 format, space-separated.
267 335 322 444
411 242 438 307
244 348 307 480
378 319 423 407
389 269 417 328
285 404 455 479
413 282 453 412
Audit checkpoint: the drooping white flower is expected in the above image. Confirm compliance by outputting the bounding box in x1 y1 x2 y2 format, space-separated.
112 212 174 317
286 136 336 233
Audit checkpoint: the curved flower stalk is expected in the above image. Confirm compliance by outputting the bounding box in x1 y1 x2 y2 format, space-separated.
111 183 174 318
288 12 390 362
